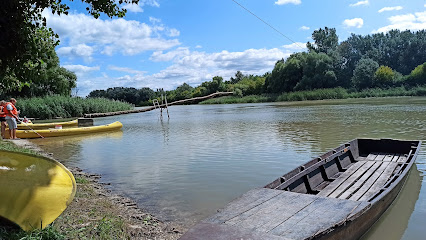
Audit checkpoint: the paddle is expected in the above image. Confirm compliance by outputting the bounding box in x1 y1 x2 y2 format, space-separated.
12 114 44 139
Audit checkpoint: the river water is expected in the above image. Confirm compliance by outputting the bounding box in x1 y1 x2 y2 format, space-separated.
32 97 426 239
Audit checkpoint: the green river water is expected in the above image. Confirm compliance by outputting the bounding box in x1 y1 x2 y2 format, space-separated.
32 97 426 239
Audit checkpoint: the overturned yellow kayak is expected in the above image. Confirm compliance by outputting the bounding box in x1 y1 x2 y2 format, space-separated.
0 150 76 231
17 119 78 130
7 121 122 139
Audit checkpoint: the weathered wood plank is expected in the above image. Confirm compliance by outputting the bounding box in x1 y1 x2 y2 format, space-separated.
228 192 319 231
327 161 375 198
205 188 283 224
358 162 399 201
337 161 383 199
179 222 292 240
327 154 386 198
348 161 391 201
269 197 364 239
397 154 407 163
317 161 366 197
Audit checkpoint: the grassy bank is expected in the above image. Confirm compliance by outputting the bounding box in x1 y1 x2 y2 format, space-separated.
200 86 426 104
16 96 134 119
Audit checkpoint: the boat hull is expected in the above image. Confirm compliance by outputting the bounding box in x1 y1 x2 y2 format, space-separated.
17 119 78 130
179 139 421 240
6 121 123 139
0 150 76 231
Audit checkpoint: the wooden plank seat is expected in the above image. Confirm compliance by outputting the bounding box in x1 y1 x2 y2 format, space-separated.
318 152 401 201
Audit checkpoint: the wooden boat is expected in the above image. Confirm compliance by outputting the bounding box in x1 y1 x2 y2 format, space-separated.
6 121 122 139
0 150 76 231
180 138 421 240
17 119 78 130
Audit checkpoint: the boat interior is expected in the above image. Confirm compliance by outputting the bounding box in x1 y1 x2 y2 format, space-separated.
264 139 420 202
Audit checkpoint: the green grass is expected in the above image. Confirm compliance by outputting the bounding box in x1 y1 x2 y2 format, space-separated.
0 225 65 240
0 140 38 155
201 86 426 104
200 94 277 104
16 96 134 120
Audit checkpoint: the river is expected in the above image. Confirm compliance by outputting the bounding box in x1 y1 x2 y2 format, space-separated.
31 97 426 239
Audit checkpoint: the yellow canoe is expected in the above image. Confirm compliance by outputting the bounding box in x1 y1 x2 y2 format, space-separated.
0 150 76 231
17 119 78 130
6 121 123 139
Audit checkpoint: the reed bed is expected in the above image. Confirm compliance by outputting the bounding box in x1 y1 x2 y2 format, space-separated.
201 86 426 104
16 96 134 119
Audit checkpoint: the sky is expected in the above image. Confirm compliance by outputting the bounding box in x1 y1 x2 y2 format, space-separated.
42 0 426 96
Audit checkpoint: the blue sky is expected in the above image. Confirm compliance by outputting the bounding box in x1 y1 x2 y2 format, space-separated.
42 0 426 96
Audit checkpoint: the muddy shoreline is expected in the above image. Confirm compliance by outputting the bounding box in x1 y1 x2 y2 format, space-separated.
10 139 185 239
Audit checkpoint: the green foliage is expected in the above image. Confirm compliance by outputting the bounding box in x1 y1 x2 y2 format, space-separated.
0 0 138 93
200 95 275 104
307 27 339 54
294 52 337 91
406 62 426 86
352 58 379 90
88 87 155 106
374 66 395 88
277 88 348 101
17 96 133 119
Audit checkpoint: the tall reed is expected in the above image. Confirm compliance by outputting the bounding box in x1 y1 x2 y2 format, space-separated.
16 96 133 119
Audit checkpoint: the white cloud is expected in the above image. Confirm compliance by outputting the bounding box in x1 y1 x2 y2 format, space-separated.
57 44 94 61
108 66 146 75
43 10 180 58
63 65 100 78
123 3 144 13
378 6 403 13
275 0 301 6
282 42 307 51
299 26 310 30
343 18 364 28
374 11 426 33
121 0 160 13
76 47 297 96
195 45 202 49
349 0 369 7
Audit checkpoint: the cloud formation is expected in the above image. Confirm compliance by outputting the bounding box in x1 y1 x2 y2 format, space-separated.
44 10 180 58
75 46 303 96
374 11 426 32
343 18 364 28
299 26 310 30
378 6 403 13
349 0 369 7
275 0 301 6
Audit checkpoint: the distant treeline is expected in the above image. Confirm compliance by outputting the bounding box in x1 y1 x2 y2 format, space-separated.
88 28 426 105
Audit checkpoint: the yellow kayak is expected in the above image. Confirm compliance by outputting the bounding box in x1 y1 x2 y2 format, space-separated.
6 121 123 139
0 150 76 231
17 119 78 130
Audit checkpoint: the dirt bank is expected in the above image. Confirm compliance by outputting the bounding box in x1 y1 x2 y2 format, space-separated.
10 139 185 239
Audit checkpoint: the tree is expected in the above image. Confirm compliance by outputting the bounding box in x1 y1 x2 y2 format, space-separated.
1 0 138 92
294 52 337 91
352 58 379 90
307 27 339 54
374 66 395 88
406 62 426 86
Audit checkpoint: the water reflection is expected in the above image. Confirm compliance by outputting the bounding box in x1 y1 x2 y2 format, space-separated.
361 165 422 240
31 97 426 237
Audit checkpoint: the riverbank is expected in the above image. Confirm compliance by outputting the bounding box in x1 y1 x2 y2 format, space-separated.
0 139 184 239
200 86 426 104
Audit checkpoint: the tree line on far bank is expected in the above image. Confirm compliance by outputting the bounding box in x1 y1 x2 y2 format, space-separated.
88 28 426 106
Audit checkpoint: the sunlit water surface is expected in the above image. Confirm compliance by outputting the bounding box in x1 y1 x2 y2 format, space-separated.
32 97 426 239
